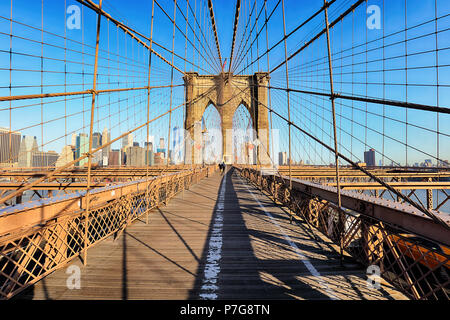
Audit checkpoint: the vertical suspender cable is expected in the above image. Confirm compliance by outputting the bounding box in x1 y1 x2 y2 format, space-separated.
84 0 103 265
324 0 341 209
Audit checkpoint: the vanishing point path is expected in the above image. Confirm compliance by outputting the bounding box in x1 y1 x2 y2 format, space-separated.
18 168 406 300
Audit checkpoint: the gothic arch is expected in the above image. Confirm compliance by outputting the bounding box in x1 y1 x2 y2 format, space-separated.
183 72 270 165
201 100 221 125
232 99 255 130
201 103 223 164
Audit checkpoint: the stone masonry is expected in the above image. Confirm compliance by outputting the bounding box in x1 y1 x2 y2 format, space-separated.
183 72 270 164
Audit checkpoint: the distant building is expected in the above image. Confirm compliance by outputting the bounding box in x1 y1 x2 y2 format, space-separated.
55 145 75 168
102 127 110 166
18 135 39 167
154 152 165 166
145 150 154 166
172 126 184 164
122 133 133 149
126 146 145 166
92 132 102 165
144 141 153 151
238 143 247 164
32 151 58 168
248 144 256 165
71 133 77 147
75 133 89 167
364 149 376 166
278 152 287 166
169 150 174 165
147 136 155 151
109 150 120 166
92 132 102 148
157 148 166 158
0 127 21 166
423 159 433 167
121 149 127 166
159 137 165 150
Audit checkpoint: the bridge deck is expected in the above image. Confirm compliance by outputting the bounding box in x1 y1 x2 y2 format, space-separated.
17 169 406 300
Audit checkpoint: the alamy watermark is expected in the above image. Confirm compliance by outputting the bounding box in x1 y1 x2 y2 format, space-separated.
66 265 81 289
366 264 381 289
367 4 381 30
66 5 81 30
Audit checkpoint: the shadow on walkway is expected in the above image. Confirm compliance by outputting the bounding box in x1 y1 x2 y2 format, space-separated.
188 168 335 299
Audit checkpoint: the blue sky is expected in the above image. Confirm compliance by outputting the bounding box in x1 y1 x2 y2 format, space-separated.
0 0 448 166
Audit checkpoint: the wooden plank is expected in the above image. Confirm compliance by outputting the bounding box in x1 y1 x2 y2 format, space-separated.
18 169 407 300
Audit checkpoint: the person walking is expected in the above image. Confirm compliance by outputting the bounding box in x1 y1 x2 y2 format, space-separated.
220 161 226 175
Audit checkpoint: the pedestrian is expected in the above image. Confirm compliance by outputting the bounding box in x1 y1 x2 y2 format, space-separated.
221 161 226 175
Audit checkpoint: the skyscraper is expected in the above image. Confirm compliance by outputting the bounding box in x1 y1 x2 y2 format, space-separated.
92 132 102 165
157 138 166 158
18 135 38 167
71 133 77 147
56 145 75 167
364 149 376 167
279 152 287 166
147 135 155 152
122 133 133 149
0 127 21 166
76 133 89 167
145 148 154 166
172 126 183 164
144 141 153 150
92 132 102 148
102 127 110 166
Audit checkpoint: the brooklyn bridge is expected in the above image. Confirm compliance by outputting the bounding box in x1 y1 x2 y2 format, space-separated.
0 0 449 300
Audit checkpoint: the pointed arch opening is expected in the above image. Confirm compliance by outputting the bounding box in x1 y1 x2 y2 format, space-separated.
201 103 223 164
232 104 256 164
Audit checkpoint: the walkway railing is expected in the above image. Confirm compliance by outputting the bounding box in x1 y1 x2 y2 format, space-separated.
0 165 215 299
237 166 449 300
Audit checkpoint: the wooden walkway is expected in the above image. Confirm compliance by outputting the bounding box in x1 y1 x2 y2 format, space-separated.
18 169 407 300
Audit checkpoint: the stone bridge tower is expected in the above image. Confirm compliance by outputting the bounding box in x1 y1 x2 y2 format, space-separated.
183 72 270 165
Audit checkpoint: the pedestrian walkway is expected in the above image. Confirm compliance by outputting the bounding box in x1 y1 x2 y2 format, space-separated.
18 169 406 300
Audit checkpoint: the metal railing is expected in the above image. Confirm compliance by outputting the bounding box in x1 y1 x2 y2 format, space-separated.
237 166 449 300
0 165 215 299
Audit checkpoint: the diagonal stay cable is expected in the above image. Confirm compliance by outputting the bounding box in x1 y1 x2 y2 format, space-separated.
227 79 450 230
270 0 364 74
207 0 223 69
0 82 221 206
228 0 242 73
76 0 186 75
